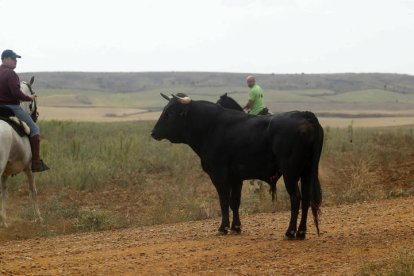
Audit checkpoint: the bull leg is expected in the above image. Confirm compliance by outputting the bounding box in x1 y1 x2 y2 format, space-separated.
25 170 43 222
283 174 301 239
1 176 9 227
230 182 242 234
296 174 312 240
216 185 231 235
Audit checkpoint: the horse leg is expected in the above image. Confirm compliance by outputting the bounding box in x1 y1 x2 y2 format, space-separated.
1 175 9 227
297 174 311 240
25 170 43 222
283 173 301 239
230 181 243 234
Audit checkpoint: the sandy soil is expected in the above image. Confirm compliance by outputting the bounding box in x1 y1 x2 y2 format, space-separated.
0 196 413 275
39 106 161 122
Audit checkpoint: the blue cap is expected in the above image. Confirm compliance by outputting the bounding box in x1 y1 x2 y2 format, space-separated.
1 49 21 59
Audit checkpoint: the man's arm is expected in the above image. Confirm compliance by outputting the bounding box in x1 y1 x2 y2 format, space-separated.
244 88 256 111
7 71 33 102
243 99 253 111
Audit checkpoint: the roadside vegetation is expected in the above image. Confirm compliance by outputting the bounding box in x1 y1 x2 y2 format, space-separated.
361 249 414 275
1 121 413 241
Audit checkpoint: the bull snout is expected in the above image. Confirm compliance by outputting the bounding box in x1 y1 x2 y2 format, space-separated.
151 131 162 141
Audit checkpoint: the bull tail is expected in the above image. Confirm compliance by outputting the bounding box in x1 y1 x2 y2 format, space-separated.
269 173 282 202
311 120 323 236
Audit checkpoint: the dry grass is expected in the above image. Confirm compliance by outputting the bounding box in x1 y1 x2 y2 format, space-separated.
0 121 413 241
361 249 414 275
321 126 414 205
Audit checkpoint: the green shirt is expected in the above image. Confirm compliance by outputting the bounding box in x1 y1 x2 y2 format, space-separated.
248 84 265 115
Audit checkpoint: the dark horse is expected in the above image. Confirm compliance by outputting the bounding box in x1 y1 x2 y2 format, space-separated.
216 93 244 111
217 93 271 115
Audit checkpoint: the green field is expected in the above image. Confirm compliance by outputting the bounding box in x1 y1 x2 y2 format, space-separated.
1 121 413 240
3 72 412 273
2 71 413 239
20 71 414 112
36 87 414 115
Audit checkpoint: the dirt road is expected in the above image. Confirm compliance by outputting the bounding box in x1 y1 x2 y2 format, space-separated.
0 196 413 275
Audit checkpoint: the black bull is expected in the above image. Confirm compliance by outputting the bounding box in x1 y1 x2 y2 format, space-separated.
151 94 323 240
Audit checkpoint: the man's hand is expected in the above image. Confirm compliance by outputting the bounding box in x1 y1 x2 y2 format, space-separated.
244 99 253 111
29 94 37 100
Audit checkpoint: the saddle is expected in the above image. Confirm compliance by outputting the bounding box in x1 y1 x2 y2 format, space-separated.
0 106 30 137
258 107 273 116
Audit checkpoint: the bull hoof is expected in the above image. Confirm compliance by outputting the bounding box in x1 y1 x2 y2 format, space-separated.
285 230 296 240
217 230 228 235
296 230 306 240
217 227 229 235
230 226 242 234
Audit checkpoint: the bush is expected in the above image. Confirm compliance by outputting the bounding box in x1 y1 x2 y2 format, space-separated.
361 249 414 275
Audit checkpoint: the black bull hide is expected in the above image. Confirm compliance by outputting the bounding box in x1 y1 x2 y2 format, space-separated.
151 95 323 240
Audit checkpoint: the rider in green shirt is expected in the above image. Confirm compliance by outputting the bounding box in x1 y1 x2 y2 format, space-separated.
243 75 266 115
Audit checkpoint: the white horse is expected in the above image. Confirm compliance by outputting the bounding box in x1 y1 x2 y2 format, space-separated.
0 76 42 227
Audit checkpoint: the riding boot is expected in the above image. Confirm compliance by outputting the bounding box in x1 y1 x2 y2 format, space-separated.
29 135 50 172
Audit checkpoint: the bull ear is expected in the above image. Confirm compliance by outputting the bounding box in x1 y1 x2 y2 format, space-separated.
160 93 171 101
29 76 35 86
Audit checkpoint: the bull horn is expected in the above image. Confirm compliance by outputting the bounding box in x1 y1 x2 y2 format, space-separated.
172 94 191 105
160 93 172 101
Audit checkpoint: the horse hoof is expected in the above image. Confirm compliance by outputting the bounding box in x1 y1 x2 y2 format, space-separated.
230 226 242 234
296 231 306 240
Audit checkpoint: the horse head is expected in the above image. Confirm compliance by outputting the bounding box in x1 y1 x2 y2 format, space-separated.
216 93 244 112
20 76 39 122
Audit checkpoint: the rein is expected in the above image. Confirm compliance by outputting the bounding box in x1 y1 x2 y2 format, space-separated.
21 81 38 122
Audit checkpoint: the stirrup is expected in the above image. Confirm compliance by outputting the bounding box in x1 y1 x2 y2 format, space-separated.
32 160 50 172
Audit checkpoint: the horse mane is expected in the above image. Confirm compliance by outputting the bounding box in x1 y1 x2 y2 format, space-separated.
216 93 244 112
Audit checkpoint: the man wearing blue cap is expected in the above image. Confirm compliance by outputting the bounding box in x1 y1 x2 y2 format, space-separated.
0 49 49 172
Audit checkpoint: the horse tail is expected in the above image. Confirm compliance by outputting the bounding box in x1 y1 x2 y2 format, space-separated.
310 117 323 236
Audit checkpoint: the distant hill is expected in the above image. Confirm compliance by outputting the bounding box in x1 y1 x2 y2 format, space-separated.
17 72 414 114
19 72 414 94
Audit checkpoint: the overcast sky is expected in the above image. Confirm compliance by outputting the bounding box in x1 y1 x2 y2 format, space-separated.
1 0 413 74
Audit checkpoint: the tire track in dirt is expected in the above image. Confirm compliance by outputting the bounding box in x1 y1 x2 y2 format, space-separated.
0 196 413 275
